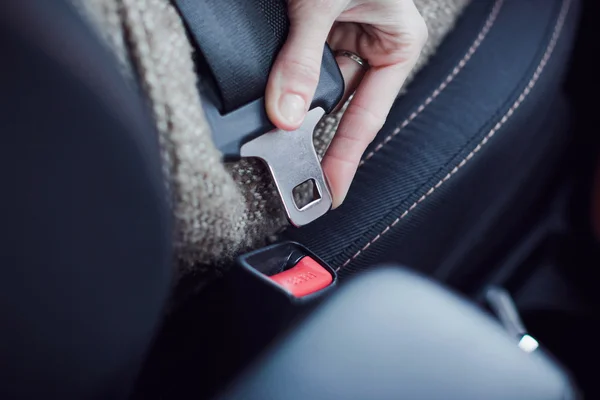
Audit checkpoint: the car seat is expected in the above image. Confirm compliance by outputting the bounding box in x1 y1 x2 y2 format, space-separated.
0 0 586 398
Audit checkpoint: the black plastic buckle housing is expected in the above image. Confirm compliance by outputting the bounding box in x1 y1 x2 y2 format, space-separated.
235 241 337 305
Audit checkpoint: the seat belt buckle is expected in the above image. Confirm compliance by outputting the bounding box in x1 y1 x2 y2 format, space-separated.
234 241 337 305
239 107 331 227
175 0 344 226
198 49 344 227
221 241 337 349
175 0 344 227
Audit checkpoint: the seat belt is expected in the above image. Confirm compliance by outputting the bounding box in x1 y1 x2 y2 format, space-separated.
173 0 345 227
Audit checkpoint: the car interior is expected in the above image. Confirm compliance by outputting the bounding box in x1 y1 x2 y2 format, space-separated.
2 0 600 399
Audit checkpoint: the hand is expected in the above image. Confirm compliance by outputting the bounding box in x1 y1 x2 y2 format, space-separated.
265 0 427 208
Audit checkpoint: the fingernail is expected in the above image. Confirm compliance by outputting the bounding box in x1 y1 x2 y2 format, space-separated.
278 93 306 126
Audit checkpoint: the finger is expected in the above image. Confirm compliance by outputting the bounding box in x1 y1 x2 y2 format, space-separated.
323 2 427 208
265 0 345 131
322 63 418 208
333 51 367 112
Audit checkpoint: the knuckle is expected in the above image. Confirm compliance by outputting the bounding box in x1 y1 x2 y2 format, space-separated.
392 3 429 55
374 5 427 66
400 17 428 54
288 0 337 17
413 15 429 46
388 24 427 65
326 144 360 168
344 103 386 140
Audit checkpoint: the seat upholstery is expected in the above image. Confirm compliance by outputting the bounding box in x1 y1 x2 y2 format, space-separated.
284 0 581 290
130 1 583 398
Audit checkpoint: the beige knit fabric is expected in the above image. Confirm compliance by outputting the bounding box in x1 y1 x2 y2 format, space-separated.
72 0 470 274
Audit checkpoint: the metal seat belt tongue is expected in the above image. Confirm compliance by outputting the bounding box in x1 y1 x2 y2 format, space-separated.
173 0 345 227
239 108 330 227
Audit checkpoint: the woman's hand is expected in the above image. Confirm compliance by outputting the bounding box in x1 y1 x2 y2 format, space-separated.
265 0 427 208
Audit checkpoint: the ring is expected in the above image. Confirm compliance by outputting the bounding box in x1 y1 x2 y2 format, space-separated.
334 50 369 68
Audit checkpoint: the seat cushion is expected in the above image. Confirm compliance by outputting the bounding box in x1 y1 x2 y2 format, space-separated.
283 0 581 288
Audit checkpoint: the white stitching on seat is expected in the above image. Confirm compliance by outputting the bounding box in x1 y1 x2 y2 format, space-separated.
359 0 504 167
337 0 573 271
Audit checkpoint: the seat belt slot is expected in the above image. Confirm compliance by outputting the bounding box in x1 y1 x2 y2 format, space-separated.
236 241 337 302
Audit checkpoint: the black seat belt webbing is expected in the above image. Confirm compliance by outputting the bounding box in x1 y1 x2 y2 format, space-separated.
174 0 289 113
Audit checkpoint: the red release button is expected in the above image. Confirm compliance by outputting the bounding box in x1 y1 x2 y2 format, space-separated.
269 256 333 297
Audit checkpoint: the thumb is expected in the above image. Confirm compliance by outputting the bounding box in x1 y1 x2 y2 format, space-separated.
265 0 341 130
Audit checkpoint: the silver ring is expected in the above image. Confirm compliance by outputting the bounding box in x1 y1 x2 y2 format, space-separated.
335 50 368 68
